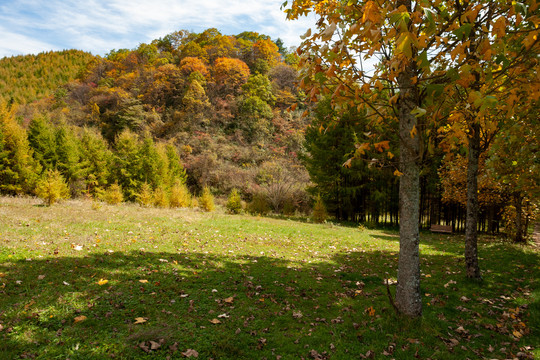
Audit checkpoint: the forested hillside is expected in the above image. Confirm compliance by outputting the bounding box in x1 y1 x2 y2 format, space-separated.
0 29 311 214
0 50 95 104
0 26 537 242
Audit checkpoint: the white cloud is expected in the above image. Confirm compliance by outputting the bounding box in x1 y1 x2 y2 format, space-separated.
0 0 316 58
0 26 59 57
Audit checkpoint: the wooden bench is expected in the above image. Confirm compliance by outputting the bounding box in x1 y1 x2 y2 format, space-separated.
430 224 453 234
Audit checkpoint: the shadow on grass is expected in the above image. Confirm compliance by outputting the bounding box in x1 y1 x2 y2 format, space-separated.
0 242 538 360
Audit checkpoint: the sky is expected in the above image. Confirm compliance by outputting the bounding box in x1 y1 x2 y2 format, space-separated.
0 0 316 58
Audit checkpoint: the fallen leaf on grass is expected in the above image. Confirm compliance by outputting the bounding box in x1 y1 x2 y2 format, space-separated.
460 296 471 302
63 281 70 286
444 280 456 288
0 273 6 278
134 317 147 324
98 279 108 286
139 279 148 283
149 341 161 350
74 315 87 323
513 330 523 338
217 313 229 318
37 275 45 280
292 311 303 319
182 349 199 357
24 300 35 310
209 318 221 324
139 342 149 353
223 296 234 304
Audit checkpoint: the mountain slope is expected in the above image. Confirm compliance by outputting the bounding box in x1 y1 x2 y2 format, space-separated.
0 50 95 104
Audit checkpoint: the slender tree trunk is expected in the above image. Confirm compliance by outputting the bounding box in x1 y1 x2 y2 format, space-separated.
514 192 524 243
465 123 481 279
395 62 422 317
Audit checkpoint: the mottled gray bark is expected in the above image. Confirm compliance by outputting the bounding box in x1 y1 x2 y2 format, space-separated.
514 193 524 243
395 63 422 318
465 123 481 279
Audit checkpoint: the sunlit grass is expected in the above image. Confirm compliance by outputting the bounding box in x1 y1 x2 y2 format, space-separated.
0 196 538 359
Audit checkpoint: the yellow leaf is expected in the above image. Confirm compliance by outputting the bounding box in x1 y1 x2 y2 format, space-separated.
374 140 390 152
223 297 234 304
98 279 108 286
410 125 417 138
139 279 148 283
492 17 506 38
209 318 221 324
394 169 403 177
513 330 523 338
0 273 5 278
396 32 414 58
387 151 395 159
74 315 87 324
523 30 539 49
355 142 370 156
134 317 147 324
362 1 381 23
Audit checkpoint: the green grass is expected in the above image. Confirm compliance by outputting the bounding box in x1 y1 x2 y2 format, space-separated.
0 197 538 359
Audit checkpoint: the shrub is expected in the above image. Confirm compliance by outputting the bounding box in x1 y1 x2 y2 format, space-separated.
153 187 169 208
248 193 270 215
226 188 243 214
199 186 215 212
137 182 153 207
312 194 327 223
104 183 123 205
35 169 70 206
169 181 191 208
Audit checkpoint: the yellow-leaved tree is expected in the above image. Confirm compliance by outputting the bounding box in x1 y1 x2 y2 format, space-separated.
284 0 539 316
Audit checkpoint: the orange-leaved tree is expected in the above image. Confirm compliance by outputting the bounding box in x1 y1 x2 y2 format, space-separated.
212 57 251 96
284 0 539 315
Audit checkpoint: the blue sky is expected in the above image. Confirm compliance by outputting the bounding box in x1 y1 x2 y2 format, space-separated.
0 0 316 58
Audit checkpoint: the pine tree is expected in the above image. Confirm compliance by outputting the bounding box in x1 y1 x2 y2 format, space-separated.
27 114 57 171
199 186 215 212
35 169 70 206
79 128 112 195
0 102 41 194
54 123 82 192
226 188 243 214
111 130 141 201
136 182 153 207
169 180 191 208
312 194 327 223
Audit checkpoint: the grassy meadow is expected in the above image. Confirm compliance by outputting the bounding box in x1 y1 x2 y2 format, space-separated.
0 196 538 359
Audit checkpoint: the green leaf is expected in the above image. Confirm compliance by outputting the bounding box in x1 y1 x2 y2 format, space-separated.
411 107 427 117
417 51 430 71
452 23 473 40
423 8 436 34
426 84 444 97
513 1 527 16
396 32 413 58
390 11 411 32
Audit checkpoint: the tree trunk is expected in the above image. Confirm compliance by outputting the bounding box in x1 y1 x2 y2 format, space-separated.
465 123 481 279
514 192 524 243
395 59 422 317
